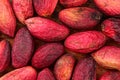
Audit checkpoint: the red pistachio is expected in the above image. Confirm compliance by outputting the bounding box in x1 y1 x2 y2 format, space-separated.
94 0 120 16
32 43 64 69
25 17 69 42
0 66 37 80
12 27 34 68
33 0 58 17
0 40 10 72
102 18 120 43
72 57 96 80
92 46 120 70
37 68 55 80
54 54 75 80
59 7 102 29
12 0 33 24
0 0 16 37
65 31 106 54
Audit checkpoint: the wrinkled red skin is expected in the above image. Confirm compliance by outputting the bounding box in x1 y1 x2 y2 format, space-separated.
60 0 88 7
0 66 37 80
72 57 96 80
94 0 120 16
12 0 33 24
100 71 120 80
32 43 64 69
102 18 120 42
33 0 58 17
59 7 102 29
12 27 34 68
92 46 120 70
54 54 75 80
0 40 10 72
0 0 16 37
25 17 69 42
65 31 106 54
37 68 55 80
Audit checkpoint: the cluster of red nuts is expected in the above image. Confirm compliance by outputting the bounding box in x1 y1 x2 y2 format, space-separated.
0 0 120 80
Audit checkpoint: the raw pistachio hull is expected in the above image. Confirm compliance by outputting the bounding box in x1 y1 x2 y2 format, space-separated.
13 0 33 24
0 40 10 72
32 43 64 69
0 0 16 37
94 0 120 16
59 7 102 29
72 57 96 80
54 54 75 80
92 46 120 70
0 66 37 80
33 0 58 17
25 17 69 42
37 68 55 80
12 27 34 68
65 31 106 54
102 18 120 42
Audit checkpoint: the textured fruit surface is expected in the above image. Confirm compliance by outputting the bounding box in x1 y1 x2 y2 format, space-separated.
72 57 96 80
54 54 75 80
12 27 34 68
33 0 58 17
0 40 10 72
59 7 102 29
32 43 64 69
92 46 120 70
94 0 120 16
37 68 55 80
100 71 120 80
0 0 16 37
0 66 37 80
25 17 69 42
65 31 106 53
13 0 33 24
60 0 87 7
102 18 120 42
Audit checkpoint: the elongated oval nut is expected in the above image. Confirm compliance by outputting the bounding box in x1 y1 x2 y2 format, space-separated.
0 66 37 80
12 27 34 68
54 54 75 80
94 0 120 16
0 40 10 72
59 7 102 29
65 31 106 54
33 0 58 17
102 18 120 42
92 46 120 70
37 68 55 80
32 43 64 69
25 17 69 42
72 57 96 80
0 0 16 37
13 0 33 24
